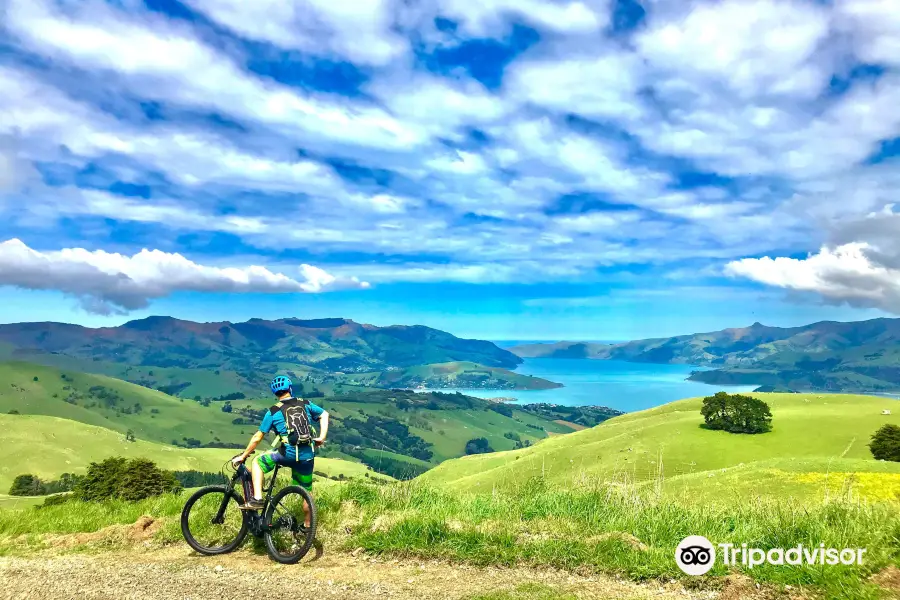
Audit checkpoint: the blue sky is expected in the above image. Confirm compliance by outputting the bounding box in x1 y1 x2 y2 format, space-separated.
0 0 898 340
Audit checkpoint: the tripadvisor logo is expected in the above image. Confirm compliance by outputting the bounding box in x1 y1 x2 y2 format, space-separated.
675 536 868 575
676 536 715 575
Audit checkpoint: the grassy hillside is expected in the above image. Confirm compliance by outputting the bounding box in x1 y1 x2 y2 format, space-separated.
0 414 371 493
0 361 256 447
321 391 575 464
0 361 578 475
420 392 900 502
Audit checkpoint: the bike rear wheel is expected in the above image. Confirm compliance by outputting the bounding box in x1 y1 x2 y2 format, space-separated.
181 485 249 555
263 485 317 564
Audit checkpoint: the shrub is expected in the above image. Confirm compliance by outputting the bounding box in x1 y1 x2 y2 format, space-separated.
465 437 494 455
38 493 74 509
9 474 44 496
8 409 20 415
870 424 900 461
74 457 181 502
118 459 182 502
701 392 772 434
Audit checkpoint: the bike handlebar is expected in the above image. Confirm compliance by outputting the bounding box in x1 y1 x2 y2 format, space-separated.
227 451 256 470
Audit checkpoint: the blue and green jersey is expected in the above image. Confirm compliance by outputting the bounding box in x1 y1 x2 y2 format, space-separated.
258 399 324 461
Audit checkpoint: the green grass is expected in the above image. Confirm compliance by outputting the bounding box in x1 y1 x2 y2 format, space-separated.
0 495 45 510
0 361 256 447
320 481 899 599
0 414 372 493
3 479 896 598
419 393 900 502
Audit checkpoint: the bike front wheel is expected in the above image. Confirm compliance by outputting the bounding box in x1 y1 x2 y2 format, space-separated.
181 485 249 555
263 485 317 564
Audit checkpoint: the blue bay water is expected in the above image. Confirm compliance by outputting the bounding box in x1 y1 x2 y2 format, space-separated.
431 358 759 413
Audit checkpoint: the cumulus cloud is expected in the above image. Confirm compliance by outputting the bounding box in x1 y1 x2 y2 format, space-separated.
726 243 899 312
726 206 900 312
0 239 369 315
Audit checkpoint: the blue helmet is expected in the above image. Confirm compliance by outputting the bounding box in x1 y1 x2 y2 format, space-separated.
270 375 292 395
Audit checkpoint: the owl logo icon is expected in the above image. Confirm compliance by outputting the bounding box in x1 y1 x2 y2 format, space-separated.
675 536 715 575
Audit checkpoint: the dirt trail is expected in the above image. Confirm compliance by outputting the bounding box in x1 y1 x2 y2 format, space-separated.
0 543 746 600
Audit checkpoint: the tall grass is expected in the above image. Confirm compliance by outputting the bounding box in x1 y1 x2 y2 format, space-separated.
2 478 898 598
314 478 900 599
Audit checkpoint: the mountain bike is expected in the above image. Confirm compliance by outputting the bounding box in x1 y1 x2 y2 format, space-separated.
180 452 317 564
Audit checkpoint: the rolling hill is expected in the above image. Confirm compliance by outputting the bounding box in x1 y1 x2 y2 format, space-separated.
0 361 591 478
0 414 371 493
509 318 900 392
0 316 561 395
419 392 900 502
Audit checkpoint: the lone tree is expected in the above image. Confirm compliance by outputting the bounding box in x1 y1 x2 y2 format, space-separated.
701 392 772 434
869 424 900 462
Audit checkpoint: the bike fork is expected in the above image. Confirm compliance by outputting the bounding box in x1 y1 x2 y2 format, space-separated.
212 492 230 525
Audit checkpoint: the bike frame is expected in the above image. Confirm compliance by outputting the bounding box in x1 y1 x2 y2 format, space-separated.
212 461 283 535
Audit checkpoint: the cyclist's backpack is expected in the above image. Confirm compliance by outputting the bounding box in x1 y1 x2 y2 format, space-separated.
270 398 312 449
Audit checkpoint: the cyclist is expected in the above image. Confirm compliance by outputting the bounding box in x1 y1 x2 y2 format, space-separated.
231 375 329 526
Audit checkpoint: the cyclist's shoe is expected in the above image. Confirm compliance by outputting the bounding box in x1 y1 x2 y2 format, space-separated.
240 498 264 511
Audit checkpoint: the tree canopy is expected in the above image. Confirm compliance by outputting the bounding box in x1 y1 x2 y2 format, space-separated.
870 424 900 462
700 392 772 434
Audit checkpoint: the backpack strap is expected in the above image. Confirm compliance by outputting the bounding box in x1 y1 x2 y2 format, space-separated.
267 401 289 449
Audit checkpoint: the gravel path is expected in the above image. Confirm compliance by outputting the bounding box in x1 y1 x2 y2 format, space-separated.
0 544 737 600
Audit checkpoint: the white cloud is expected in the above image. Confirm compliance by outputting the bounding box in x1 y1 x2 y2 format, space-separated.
552 210 641 232
0 239 369 314
636 0 832 99
505 48 645 123
836 0 900 67
4 0 424 153
725 242 900 312
183 0 408 65
0 65 348 195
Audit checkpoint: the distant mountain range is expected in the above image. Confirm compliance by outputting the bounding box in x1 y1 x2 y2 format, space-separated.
0 316 559 396
0 316 520 370
509 318 900 393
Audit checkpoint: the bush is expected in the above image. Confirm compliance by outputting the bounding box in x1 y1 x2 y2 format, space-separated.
9 474 44 496
870 424 900 461
74 457 181 502
701 392 772 434
38 493 74 509
465 437 494 455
